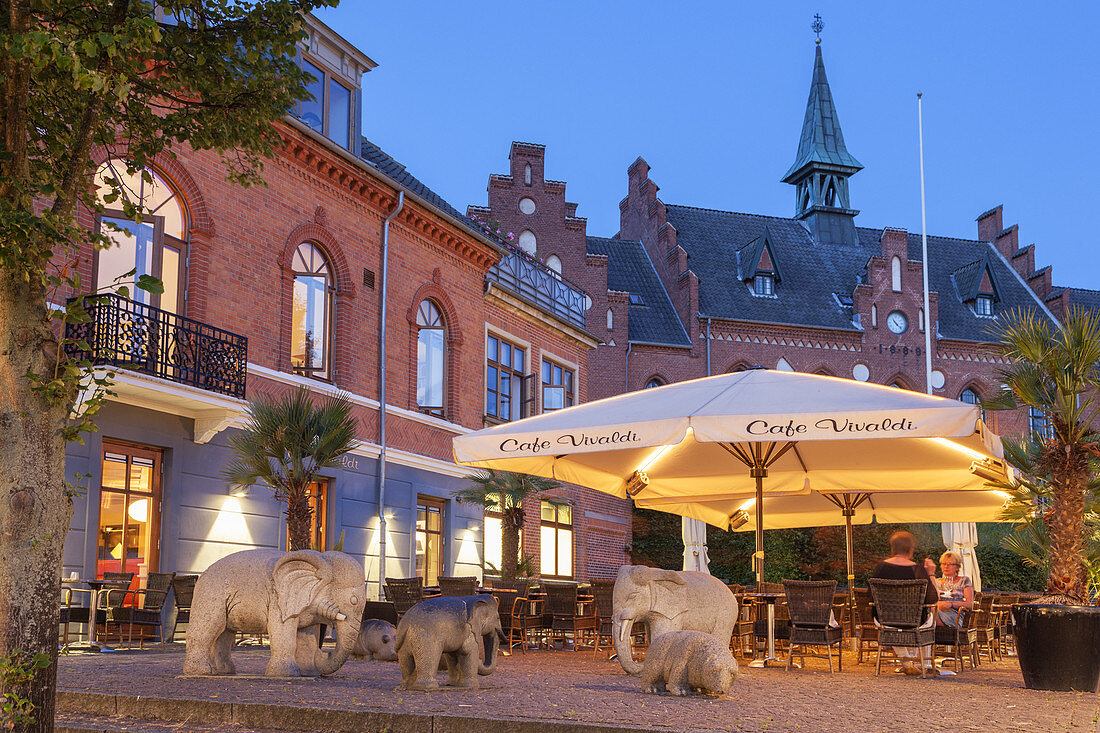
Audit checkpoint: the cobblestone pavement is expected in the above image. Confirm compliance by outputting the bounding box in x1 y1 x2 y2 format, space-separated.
57 644 1099 732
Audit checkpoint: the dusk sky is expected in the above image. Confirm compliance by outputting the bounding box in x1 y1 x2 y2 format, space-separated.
315 2 1098 289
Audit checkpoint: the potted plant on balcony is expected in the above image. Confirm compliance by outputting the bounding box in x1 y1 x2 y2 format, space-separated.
989 307 1100 692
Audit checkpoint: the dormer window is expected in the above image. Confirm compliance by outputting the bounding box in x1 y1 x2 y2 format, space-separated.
628 293 645 306
753 273 774 296
975 294 993 317
295 57 354 150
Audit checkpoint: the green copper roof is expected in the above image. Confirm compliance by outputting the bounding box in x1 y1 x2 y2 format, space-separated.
782 45 862 183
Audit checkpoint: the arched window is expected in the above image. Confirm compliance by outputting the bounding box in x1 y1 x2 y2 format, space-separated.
416 300 445 416
919 308 925 332
93 160 188 314
891 256 902 292
645 377 664 389
606 307 614 332
518 230 536 254
871 304 878 328
291 242 333 378
545 254 562 275
960 387 986 423
524 163 532 186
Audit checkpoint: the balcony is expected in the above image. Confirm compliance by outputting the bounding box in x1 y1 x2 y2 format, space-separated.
66 293 248 400
486 247 588 330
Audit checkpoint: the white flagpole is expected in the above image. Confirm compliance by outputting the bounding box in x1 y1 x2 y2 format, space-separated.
917 93 933 394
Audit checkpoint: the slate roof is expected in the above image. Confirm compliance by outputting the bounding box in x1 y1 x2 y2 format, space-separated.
640 203 1054 344
1051 287 1100 312
586 237 690 347
951 254 998 302
782 45 863 183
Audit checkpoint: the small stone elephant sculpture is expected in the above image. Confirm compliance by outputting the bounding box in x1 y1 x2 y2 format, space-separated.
395 595 504 691
183 549 366 677
352 619 398 661
641 630 738 696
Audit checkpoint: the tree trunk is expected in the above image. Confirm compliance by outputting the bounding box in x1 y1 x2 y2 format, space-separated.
0 271 75 733
285 488 313 552
501 506 523 583
1045 443 1089 600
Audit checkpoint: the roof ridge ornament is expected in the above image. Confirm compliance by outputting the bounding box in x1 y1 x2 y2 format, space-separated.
812 13 823 45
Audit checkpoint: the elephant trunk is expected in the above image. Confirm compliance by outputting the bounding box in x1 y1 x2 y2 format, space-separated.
612 614 642 675
313 617 357 676
477 624 503 675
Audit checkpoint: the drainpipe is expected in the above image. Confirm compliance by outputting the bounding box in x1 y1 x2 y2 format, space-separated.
377 191 404 599
624 341 632 392
705 317 712 377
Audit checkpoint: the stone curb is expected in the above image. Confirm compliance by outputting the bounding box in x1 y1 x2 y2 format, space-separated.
57 690 666 733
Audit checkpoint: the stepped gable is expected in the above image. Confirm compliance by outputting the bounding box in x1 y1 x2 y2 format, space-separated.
586 236 690 347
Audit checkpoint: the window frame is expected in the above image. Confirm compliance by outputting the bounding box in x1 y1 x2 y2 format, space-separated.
285 480 328 551
753 272 775 296
416 495 446 586
96 440 162 581
486 333 531 422
1029 406 1053 440
541 358 575 414
415 300 446 417
975 295 994 317
294 52 355 151
539 501 574 579
290 242 335 380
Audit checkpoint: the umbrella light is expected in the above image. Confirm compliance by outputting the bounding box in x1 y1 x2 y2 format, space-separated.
453 369 1009 584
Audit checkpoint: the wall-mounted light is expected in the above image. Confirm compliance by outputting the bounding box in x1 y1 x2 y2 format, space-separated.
227 485 250 498
625 470 649 497
728 510 749 530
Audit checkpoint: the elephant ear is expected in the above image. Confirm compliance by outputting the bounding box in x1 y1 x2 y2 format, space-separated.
650 579 688 621
273 550 333 623
466 596 497 624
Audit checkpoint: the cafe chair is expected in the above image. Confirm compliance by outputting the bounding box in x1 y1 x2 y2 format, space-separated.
544 583 597 651
783 580 844 673
167 574 198 642
384 577 424 618
868 578 936 678
853 588 878 664
106 571 175 649
438 576 478 597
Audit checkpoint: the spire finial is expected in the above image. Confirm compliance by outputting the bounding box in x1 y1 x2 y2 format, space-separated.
812 13 823 44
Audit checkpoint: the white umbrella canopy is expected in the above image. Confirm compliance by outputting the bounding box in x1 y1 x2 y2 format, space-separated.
681 517 711 573
453 369 1008 582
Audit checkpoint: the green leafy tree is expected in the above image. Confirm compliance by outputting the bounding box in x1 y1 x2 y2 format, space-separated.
0 2 332 727
224 387 357 551
986 307 1100 602
453 470 560 582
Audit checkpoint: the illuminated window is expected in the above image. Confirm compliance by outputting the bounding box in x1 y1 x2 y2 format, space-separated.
416 300 445 416
541 360 574 413
486 335 530 421
416 496 445 586
96 442 161 582
539 502 573 578
286 480 327 551
291 242 332 378
483 499 522 576
93 160 187 314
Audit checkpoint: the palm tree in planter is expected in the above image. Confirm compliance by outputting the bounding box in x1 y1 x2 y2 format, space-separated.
224 387 358 551
453 469 561 582
988 307 1100 691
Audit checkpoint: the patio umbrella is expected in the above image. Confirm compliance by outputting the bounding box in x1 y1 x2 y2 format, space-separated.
942 522 982 591
681 517 711 573
452 369 1008 584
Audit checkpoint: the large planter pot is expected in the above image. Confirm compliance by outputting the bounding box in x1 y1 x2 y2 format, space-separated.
1013 604 1100 692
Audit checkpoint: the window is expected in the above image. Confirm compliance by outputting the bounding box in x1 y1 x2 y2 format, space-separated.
539 502 573 578
295 57 353 150
518 230 536 254
486 334 530 421
645 378 664 389
524 163 532 186
975 295 994 317
291 242 333 378
753 273 774 296
483 497 521 575
960 388 986 423
545 254 562 275
891 256 902 292
93 161 187 314
606 308 614 332
416 300 445 416
416 496 445 586
542 360 574 412
97 442 161 581
1029 406 1053 440
919 308 925 332
286 481 327 551
628 293 645 306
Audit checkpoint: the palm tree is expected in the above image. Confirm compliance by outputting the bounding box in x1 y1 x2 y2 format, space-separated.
989 307 1100 602
224 387 358 551
453 469 560 582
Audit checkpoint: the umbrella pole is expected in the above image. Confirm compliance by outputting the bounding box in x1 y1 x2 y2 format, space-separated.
753 469 765 586
844 502 856 643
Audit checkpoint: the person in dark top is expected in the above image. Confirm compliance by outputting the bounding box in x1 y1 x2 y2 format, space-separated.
871 530 937 675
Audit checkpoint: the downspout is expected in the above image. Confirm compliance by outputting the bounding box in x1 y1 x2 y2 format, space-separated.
705 317 712 377
624 341 632 392
377 191 404 599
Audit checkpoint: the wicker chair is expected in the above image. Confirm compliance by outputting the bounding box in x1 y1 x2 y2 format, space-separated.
384 577 424 617
489 578 532 598
166 574 197 642
853 588 878 664
488 588 522 653
590 580 617 657
992 594 1018 656
933 606 980 673
58 585 91 649
783 580 843 672
106 571 175 648
868 578 936 677
732 593 755 658
438 576 478 597
972 595 999 662
544 583 597 651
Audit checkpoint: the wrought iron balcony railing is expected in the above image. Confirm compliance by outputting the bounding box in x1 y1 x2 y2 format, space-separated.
486 249 588 330
65 293 248 400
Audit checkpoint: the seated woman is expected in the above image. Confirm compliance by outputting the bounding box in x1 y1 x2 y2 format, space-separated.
934 551 974 627
871 531 938 675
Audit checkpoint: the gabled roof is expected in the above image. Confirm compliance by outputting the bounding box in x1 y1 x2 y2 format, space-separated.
952 255 1000 302
737 224 782 281
782 45 863 183
586 237 690 347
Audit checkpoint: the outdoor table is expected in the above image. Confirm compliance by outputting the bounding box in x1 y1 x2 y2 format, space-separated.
63 578 117 653
744 592 784 668
576 593 595 616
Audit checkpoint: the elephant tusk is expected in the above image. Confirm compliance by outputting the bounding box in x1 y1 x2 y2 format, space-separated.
618 622 628 642
335 612 347 622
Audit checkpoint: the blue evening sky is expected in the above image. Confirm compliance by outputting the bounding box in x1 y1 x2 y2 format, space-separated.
315 2 1098 289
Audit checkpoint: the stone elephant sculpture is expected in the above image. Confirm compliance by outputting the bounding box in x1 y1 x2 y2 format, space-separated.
395 595 504 690
183 549 366 677
611 565 737 674
352 619 398 661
